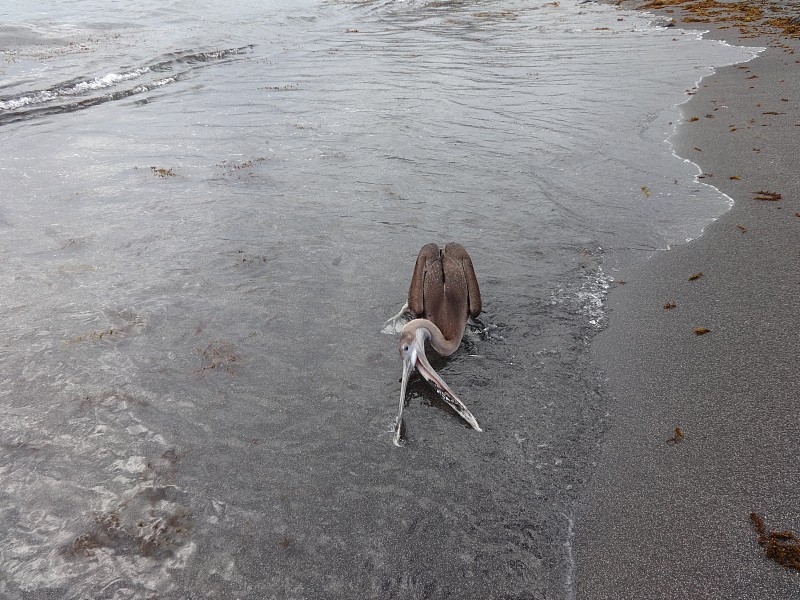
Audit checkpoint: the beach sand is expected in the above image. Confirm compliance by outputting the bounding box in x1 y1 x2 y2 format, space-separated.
575 1 800 597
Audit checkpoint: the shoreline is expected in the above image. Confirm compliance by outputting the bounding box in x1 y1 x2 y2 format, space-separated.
575 1 800 597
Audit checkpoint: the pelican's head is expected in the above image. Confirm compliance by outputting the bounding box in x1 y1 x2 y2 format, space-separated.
393 324 482 447
399 329 419 378
399 326 436 400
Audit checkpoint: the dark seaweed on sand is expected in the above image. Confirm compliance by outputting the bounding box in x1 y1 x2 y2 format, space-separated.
750 512 800 571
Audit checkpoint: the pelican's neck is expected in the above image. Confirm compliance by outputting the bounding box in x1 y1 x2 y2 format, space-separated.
403 318 463 357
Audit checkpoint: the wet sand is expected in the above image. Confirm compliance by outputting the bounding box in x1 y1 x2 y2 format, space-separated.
576 1 800 597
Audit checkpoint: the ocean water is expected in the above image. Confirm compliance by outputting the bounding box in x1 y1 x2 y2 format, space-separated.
0 1 756 598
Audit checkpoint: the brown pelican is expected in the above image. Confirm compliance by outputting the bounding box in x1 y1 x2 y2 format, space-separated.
394 242 483 446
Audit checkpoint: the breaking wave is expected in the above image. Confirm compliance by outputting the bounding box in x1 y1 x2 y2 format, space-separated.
0 46 253 126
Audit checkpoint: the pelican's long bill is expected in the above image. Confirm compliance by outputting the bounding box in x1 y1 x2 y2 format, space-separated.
394 342 482 446
394 349 416 446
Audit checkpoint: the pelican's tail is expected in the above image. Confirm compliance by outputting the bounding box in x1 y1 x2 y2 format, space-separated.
382 303 412 335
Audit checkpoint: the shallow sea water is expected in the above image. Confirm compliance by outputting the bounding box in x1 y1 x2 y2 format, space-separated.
0 1 756 598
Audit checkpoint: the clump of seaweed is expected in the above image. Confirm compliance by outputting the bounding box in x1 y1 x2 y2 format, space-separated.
666 426 685 444
753 190 782 201
765 17 800 38
67 507 193 560
137 508 193 558
638 0 800 39
65 327 115 343
750 512 800 571
234 249 269 265
151 166 175 177
688 272 703 281
694 327 711 335
65 448 192 561
68 511 126 558
216 156 269 175
197 339 239 375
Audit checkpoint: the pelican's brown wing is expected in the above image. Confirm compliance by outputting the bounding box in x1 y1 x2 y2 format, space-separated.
407 242 440 316
444 242 482 318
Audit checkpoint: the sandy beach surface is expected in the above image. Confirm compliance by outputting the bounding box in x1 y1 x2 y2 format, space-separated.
576 1 800 598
